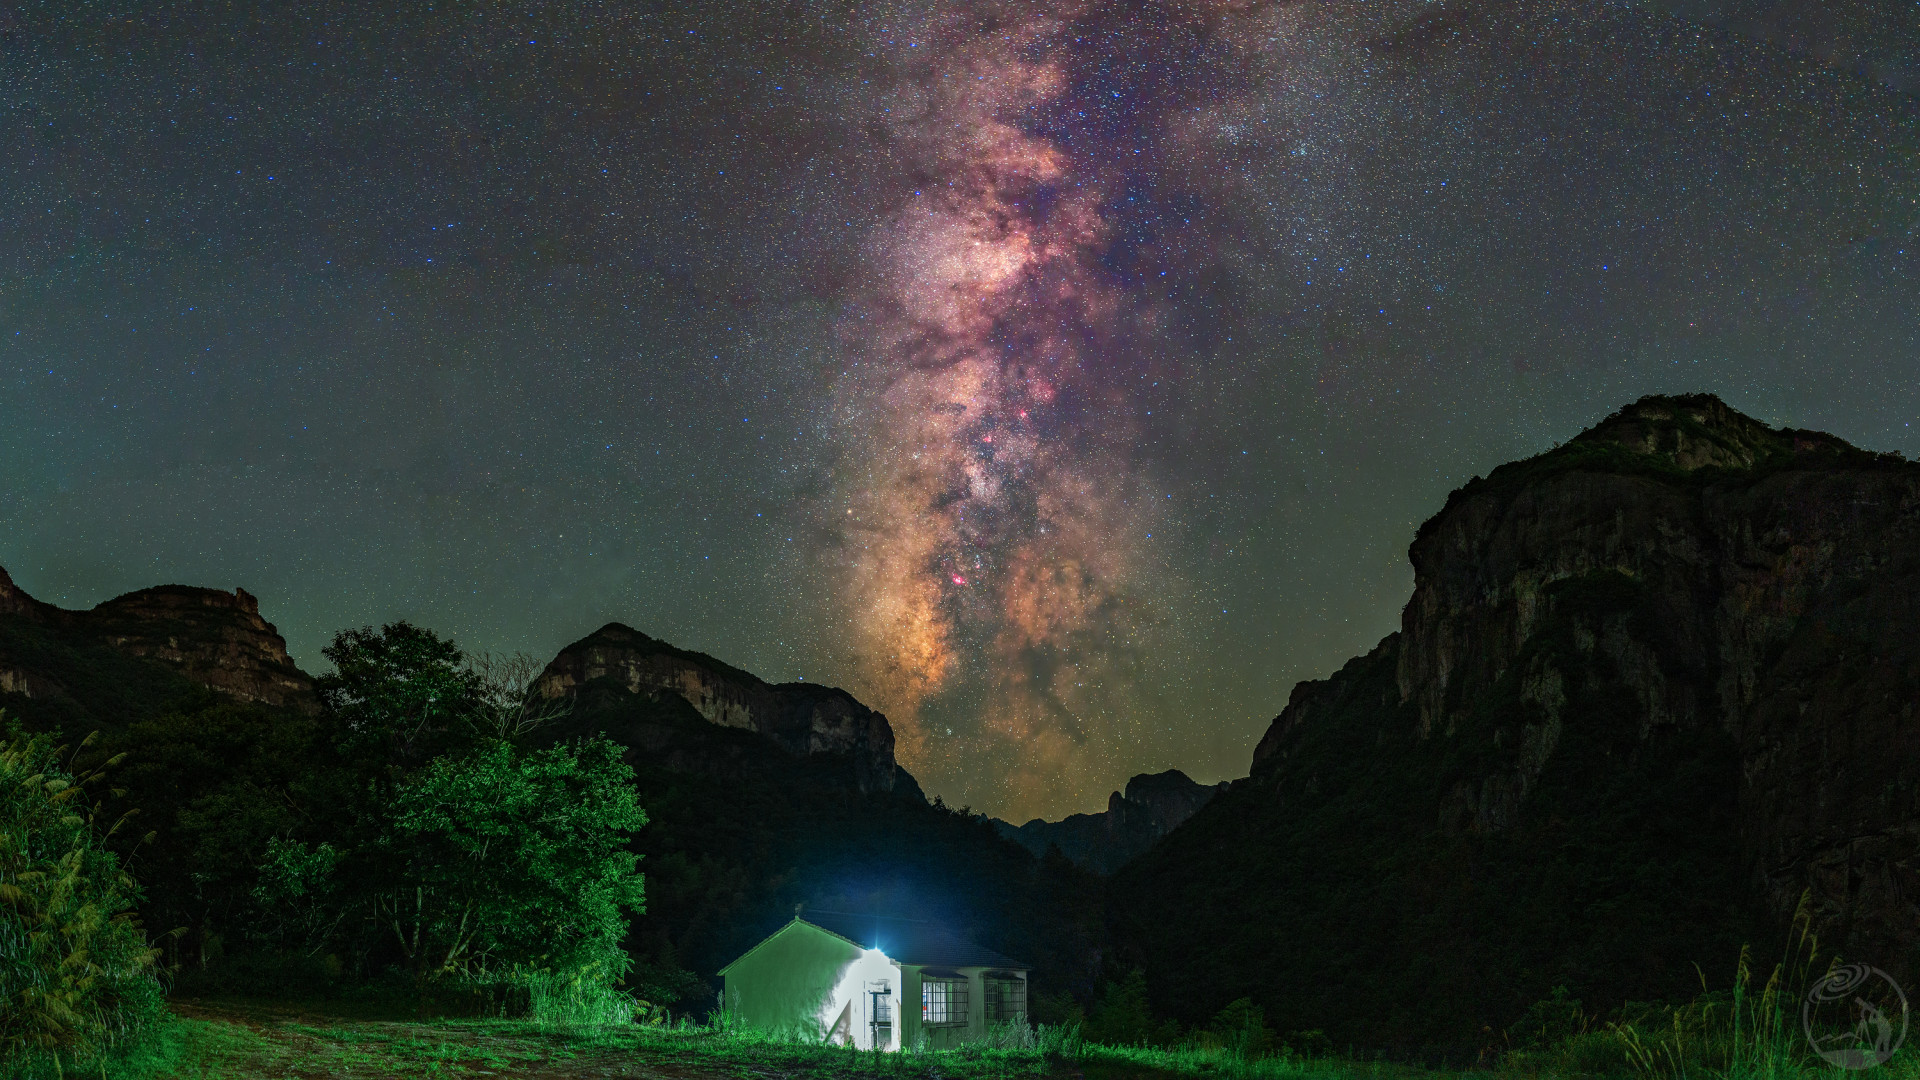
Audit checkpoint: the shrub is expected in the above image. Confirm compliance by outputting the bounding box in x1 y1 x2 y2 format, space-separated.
527 967 639 1030
1206 997 1276 1060
0 726 165 1074
1083 970 1155 1046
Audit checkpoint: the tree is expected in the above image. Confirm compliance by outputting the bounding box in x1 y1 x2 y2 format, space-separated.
317 622 484 773
464 651 570 742
259 735 647 985
0 723 164 1067
1084 970 1159 1046
96 692 334 971
1207 997 1275 1059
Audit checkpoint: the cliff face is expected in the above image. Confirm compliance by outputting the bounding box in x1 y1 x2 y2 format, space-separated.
0 566 317 713
997 769 1228 875
535 622 908 796
1390 395 1919 970
1116 395 1920 1051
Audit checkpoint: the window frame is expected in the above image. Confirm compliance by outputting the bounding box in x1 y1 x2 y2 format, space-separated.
920 975 970 1027
983 972 1027 1023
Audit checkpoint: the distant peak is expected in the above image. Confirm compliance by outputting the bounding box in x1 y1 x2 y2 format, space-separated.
1422 396 1897 539
0 567 313 709
1121 768 1201 801
576 621 663 648
1567 393 1821 471
93 583 265 617
553 622 760 686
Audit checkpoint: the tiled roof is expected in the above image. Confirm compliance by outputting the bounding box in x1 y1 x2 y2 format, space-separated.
799 911 1030 971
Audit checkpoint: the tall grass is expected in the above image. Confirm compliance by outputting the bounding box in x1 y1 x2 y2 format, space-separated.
1504 893 1917 1080
525 970 640 1031
1 726 167 1080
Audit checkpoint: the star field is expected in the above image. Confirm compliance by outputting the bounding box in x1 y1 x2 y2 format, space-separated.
2 0 1916 820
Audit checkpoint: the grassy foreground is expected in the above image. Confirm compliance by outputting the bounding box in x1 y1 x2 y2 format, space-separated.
53 999 1444 1080
26 996 1918 1080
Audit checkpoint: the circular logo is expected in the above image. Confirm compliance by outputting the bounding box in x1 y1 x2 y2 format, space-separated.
1802 965 1909 1070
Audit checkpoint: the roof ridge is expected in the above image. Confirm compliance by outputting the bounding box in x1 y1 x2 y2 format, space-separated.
801 909 937 923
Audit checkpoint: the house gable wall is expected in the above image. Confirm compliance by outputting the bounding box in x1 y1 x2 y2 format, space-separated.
720 920 867 1044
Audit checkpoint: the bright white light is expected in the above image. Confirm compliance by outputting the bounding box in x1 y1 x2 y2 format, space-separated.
820 947 900 1051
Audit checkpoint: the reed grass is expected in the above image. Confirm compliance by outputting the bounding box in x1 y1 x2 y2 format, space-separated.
0 727 167 1080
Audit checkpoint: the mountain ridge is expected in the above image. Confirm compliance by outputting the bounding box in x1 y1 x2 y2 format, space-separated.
1114 393 1920 1052
533 621 916 798
0 566 318 713
994 769 1230 875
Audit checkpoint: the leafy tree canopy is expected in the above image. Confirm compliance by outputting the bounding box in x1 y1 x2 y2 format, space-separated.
317 622 484 771
381 736 648 980
254 734 647 986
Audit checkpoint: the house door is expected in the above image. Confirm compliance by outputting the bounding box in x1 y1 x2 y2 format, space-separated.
866 980 892 1049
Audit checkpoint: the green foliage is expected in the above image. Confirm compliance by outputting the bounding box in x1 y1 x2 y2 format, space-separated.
526 969 641 1030
1085 970 1181 1047
1032 988 1086 1027
250 735 647 990
317 622 485 771
1207 998 1277 1060
1506 985 1588 1051
0 1015 200 1080
0 724 165 1073
1607 909 1832 1080
92 692 332 972
378 736 648 980
624 957 711 1011
250 837 346 954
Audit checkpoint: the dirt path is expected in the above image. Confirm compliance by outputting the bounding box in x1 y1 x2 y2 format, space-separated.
166 999 731 1080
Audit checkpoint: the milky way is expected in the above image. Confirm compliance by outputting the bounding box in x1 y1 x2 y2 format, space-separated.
3 0 1915 821
822 0 1274 809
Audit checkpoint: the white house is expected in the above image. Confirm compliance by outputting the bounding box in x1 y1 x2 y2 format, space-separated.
717 911 1031 1050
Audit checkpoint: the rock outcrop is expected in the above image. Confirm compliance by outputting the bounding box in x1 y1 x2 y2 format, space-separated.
996 769 1229 874
1386 394 1919 969
535 622 909 796
1116 395 1920 1050
0 566 317 712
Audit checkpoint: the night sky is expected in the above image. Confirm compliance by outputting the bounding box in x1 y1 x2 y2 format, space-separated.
3 0 1916 821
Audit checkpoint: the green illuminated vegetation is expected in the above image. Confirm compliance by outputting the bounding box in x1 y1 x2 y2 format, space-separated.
241 623 650 1004
0 723 165 1079
23 981 1912 1080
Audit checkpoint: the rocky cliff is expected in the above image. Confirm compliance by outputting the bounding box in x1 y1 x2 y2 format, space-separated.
996 769 1229 875
535 622 911 796
0 565 317 713
1115 395 1920 1052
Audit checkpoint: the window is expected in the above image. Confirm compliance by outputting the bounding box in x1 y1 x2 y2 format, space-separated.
922 976 969 1026
984 973 1026 1022
868 980 893 1046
